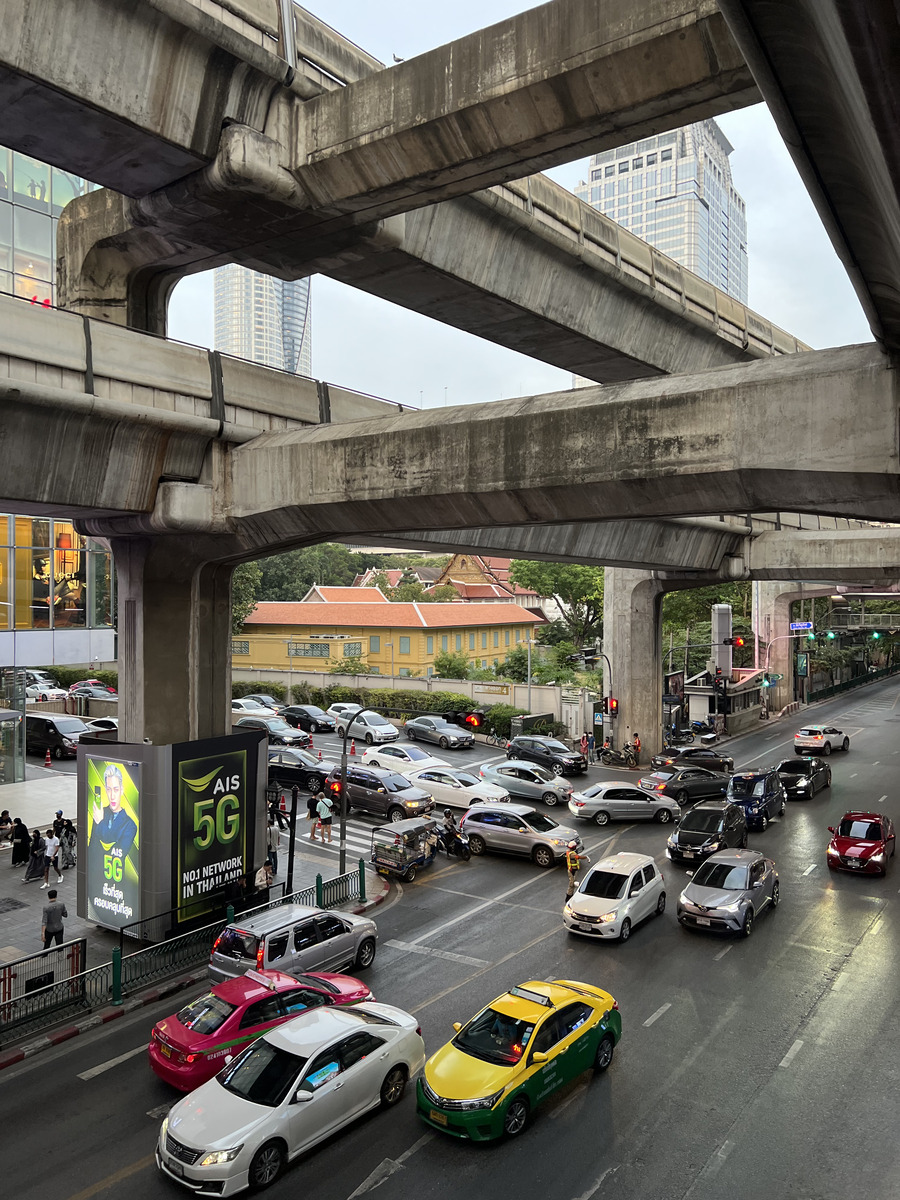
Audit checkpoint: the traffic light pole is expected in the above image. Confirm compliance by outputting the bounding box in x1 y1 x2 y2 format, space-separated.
338 724 350 875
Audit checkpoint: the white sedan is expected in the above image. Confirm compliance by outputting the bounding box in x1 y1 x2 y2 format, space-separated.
156 1003 425 1196
361 743 449 771
563 851 666 943
405 765 511 808
26 684 67 701
231 698 277 718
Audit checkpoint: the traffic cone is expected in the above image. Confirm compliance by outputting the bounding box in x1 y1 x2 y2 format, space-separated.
280 792 287 812
44 748 52 768
308 734 314 750
317 749 322 761
350 739 356 756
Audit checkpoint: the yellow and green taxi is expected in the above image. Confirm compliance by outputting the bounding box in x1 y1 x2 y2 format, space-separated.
416 979 621 1140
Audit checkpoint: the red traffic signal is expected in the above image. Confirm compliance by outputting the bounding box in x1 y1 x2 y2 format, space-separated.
603 697 619 717
723 636 745 647
462 710 485 730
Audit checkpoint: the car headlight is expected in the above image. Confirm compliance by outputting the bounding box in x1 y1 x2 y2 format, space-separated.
796 779 810 789
160 1116 169 1140
199 1146 244 1166
599 911 618 923
63 738 75 746
551 838 567 846
827 846 839 856
720 901 743 913
667 835 676 848
870 852 885 862
456 1089 504 1111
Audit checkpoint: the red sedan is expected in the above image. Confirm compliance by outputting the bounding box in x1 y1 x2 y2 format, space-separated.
148 968 373 1091
827 811 896 876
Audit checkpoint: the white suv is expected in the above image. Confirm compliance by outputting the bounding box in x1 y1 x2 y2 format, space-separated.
794 725 850 756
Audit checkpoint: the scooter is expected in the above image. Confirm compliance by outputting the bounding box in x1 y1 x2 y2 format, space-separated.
666 728 695 746
438 826 471 861
599 741 637 768
691 719 716 734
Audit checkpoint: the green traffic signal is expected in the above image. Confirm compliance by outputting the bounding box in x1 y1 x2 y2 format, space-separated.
807 632 816 641
826 630 835 639
872 631 881 639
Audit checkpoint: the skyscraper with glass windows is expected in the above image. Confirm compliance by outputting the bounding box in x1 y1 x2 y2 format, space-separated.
213 266 312 376
574 120 748 303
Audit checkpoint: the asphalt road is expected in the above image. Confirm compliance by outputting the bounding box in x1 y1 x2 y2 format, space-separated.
8 680 900 1200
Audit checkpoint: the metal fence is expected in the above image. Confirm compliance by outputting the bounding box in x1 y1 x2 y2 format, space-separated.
807 663 898 702
0 866 365 1046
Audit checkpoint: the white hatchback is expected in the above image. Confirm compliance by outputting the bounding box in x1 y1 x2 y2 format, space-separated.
563 852 666 943
157 1003 425 1197
360 743 449 772
793 725 850 756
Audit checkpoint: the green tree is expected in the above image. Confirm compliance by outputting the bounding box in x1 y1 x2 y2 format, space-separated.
497 646 530 682
256 544 383 601
430 583 459 601
393 580 430 603
509 561 604 646
433 649 470 679
231 561 262 634
328 655 368 674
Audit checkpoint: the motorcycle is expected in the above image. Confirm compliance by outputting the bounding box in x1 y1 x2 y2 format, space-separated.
666 728 695 746
691 719 716 734
599 741 637 769
438 826 471 861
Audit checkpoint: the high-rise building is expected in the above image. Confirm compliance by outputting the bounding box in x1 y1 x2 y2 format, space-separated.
575 120 748 302
213 266 312 376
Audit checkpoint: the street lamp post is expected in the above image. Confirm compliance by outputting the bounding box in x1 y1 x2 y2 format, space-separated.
337 722 351 875
385 641 394 681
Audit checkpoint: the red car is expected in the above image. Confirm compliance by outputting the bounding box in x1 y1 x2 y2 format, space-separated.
68 679 116 694
148 968 373 1091
827 811 896 876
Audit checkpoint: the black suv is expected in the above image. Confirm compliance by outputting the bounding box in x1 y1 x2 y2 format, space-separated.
506 735 587 776
725 770 786 831
666 799 747 865
327 765 435 823
267 748 337 794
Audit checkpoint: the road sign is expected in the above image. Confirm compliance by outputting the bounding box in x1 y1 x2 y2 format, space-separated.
790 621 813 630
767 674 784 682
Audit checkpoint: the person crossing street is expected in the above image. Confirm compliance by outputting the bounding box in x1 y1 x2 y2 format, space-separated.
565 840 589 900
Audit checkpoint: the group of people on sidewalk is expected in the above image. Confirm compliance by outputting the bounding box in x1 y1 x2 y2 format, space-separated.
0 809 75 950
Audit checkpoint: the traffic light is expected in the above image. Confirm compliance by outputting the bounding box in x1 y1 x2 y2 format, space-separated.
872 631 881 640
581 647 599 665
807 632 816 641
462 710 485 731
826 630 836 640
713 667 723 694
603 697 619 717
723 636 745 647
329 778 343 802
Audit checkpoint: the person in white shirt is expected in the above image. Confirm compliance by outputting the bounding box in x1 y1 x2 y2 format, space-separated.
41 828 63 888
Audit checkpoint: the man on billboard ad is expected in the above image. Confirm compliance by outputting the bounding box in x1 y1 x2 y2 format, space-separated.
86 756 140 929
174 740 254 921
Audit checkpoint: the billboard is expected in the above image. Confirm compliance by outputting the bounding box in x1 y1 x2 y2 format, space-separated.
86 755 140 928
174 740 254 921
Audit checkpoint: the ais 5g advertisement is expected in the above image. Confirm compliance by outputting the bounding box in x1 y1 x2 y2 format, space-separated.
86 756 141 928
174 738 255 921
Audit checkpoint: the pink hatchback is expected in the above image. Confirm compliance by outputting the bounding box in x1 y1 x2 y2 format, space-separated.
148 968 374 1091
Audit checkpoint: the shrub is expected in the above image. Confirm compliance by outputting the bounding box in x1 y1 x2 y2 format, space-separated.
483 703 529 738
232 681 287 701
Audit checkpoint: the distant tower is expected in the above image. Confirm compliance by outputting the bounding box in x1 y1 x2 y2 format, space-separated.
575 119 748 303
213 267 312 375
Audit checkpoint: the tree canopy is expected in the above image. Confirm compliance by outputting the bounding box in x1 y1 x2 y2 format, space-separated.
509 561 604 646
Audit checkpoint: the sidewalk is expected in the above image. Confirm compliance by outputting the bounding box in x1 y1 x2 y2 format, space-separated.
0 770 389 972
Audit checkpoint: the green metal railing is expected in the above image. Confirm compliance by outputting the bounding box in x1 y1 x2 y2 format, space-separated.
0 865 367 1046
807 664 898 702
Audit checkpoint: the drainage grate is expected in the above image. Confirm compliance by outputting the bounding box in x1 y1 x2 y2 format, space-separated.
0 898 28 914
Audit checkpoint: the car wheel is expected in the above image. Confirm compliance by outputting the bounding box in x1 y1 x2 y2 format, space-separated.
551 762 565 776
533 845 554 868
247 1141 285 1191
541 791 559 807
365 733 374 745
468 834 486 856
741 909 754 938
759 814 769 832
388 806 405 824
380 1066 408 1107
406 728 416 740
594 1034 615 1072
741 831 748 848
53 746 64 760
676 789 689 806
503 1096 530 1137
655 808 673 824
369 759 380 768
404 865 418 882
822 742 832 756
438 737 449 749
779 799 786 816
594 810 611 827
794 749 804 756
308 721 318 733
771 881 780 908
355 937 376 969
656 891 666 915
842 737 850 751
618 917 632 943
825 771 832 789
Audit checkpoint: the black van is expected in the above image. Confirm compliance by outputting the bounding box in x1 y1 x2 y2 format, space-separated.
25 714 90 759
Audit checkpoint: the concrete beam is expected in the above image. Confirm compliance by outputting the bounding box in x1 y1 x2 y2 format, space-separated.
229 344 900 541
749 529 900 583
719 0 900 353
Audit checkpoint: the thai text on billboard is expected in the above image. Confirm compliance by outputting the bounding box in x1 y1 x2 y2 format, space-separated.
86 756 140 928
175 746 249 920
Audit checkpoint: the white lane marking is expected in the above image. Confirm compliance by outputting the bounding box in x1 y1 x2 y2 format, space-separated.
738 742 793 766
570 1165 619 1200
385 939 488 967
850 773 858 778
78 1044 147 1080
146 1102 175 1119
714 944 733 961
832 974 846 991
873 761 880 766
870 916 884 936
550 1080 589 1118
397 1132 435 1164
765 734 779 740
802 863 817 875
348 1159 403 1197
779 1039 804 1068
878 794 887 803
642 1003 671 1027
701 1140 735 1180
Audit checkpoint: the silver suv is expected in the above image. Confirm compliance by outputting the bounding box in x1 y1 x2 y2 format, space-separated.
209 904 377 984
460 802 584 868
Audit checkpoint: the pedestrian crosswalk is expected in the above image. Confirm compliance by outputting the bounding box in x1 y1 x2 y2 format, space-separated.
275 816 375 862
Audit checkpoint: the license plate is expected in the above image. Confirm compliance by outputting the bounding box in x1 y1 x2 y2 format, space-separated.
683 850 695 859
575 923 592 932
168 1160 184 1178
850 860 862 868
696 917 710 926
159 1043 172 1059
430 1109 448 1126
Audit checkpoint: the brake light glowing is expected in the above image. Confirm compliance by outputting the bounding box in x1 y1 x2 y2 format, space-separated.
656 784 666 792
573 801 585 808
257 943 265 970
212 932 224 953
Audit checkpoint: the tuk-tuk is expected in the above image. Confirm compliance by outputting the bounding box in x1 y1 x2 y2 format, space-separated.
370 817 440 882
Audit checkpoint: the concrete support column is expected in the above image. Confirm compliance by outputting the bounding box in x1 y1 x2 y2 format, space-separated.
603 568 665 760
112 537 234 743
754 582 835 713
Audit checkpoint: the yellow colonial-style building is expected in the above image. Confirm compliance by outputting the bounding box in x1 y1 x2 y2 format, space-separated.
233 588 544 678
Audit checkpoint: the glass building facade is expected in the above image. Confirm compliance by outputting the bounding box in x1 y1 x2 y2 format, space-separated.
214 265 312 375
0 147 97 305
575 120 748 303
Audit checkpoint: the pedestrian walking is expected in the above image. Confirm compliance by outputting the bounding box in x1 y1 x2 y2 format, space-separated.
587 731 596 763
268 795 288 832
60 819 77 869
632 732 641 763
580 732 589 759
41 827 63 888
266 815 279 875
565 840 589 900
52 809 65 839
307 790 320 840
11 818 30 867
41 889 68 948
316 791 334 844
23 830 46 882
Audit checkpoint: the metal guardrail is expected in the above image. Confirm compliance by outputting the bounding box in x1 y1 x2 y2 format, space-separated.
827 613 900 630
807 664 898 701
0 867 365 1046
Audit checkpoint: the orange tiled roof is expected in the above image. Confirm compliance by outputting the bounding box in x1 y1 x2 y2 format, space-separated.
313 586 387 602
245 601 544 629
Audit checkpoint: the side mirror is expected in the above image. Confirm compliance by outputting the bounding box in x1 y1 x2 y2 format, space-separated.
292 1090 313 1104
530 1051 548 1065
685 870 694 878
827 827 834 834
452 1021 462 1032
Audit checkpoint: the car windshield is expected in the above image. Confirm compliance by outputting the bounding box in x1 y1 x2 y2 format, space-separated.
384 774 414 792
305 707 328 718
454 772 480 786
798 729 821 737
681 811 724 834
527 765 555 782
579 870 627 899
580 784 607 799
777 760 811 775
56 718 88 734
838 819 882 840
217 1040 306 1107
243 699 266 708
728 778 766 798
365 713 390 726
522 812 557 832
404 747 433 761
175 992 236 1034
692 862 749 890
265 720 293 733
453 1007 535 1066
280 749 317 767
214 928 258 960
543 740 570 753
292 973 337 993
648 772 674 783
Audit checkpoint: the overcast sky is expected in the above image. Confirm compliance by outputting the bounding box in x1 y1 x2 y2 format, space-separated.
168 1 872 409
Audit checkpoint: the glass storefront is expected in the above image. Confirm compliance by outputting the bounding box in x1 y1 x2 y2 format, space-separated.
0 516 114 632
0 670 26 784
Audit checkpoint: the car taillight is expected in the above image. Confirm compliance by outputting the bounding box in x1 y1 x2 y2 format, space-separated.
416 1025 423 1037
573 801 585 808
185 1053 197 1063
212 932 224 953
612 1001 619 1010
656 784 666 792
257 943 265 970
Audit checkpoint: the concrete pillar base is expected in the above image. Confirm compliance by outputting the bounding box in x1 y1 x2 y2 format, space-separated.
603 568 666 761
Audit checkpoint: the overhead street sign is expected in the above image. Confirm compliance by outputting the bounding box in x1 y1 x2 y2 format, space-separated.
790 621 813 630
